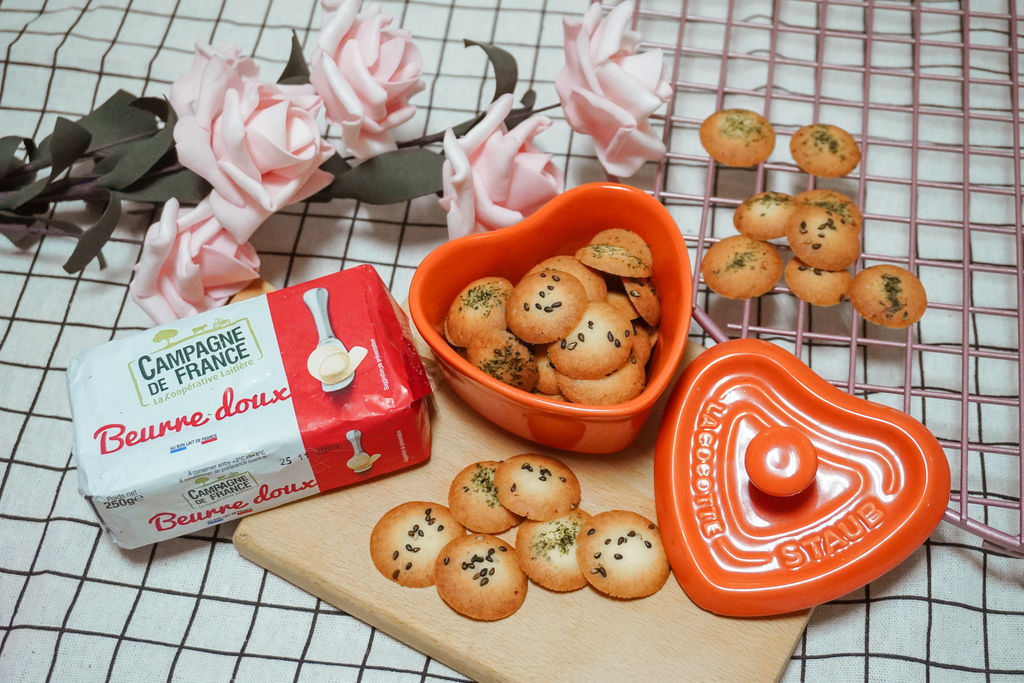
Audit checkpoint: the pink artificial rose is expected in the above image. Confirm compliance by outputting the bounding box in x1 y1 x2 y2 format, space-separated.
309 0 425 159
556 0 672 178
173 53 335 242
130 198 261 324
168 43 259 118
439 94 564 241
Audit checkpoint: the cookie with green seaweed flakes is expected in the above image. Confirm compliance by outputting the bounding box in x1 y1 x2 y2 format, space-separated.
795 188 863 233
850 264 927 328
370 501 466 588
515 509 591 592
588 228 653 268
699 108 776 167
434 534 528 621
444 276 513 347
700 235 783 299
448 461 522 534
575 243 652 278
466 329 539 391
733 191 796 241
576 510 670 599
790 123 861 177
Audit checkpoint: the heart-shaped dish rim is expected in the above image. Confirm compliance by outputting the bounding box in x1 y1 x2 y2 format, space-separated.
409 182 693 421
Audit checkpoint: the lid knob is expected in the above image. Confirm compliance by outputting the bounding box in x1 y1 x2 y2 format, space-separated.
745 426 818 497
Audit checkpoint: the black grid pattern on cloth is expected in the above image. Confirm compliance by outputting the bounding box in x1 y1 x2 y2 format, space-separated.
0 1 1020 682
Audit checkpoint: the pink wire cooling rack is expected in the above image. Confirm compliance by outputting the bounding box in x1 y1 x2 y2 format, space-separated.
633 0 1022 555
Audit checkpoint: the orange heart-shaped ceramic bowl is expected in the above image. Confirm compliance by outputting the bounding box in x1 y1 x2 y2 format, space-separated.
409 182 692 453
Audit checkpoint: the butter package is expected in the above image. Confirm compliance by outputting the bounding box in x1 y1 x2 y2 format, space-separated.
67 266 432 548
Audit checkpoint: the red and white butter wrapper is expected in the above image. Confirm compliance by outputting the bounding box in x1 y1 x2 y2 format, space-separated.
67 266 432 548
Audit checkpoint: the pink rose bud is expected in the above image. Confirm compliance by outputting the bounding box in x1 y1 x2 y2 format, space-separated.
130 198 261 324
439 94 564 241
173 45 335 243
555 1 672 178
309 0 425 160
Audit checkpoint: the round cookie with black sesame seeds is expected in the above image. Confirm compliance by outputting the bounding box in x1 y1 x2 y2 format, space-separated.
785 257 852 307
506 269 588 344
370 501 466 588
575 510 670 599
785 203 860 271
466 329 539 391
526 255 608 302
434 533 528 621
515 509 591 592
700 235 783 299
621 276 660 326
448 461 523 534
494 453 581 522
790 123 861 177
699 108 776 167
849 264 927 328
443 276 513 347
547 300 635 380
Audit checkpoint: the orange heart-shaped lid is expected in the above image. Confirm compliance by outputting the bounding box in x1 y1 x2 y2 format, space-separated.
654 339 950 617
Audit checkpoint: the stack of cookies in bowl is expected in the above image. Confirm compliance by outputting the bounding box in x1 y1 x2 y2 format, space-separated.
443 228 660 406
408 182 692 455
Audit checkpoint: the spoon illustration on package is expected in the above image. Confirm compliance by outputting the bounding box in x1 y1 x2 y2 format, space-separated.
346 429 381 473
302 287 368 392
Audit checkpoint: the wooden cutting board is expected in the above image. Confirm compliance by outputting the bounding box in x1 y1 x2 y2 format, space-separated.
233 340 809 682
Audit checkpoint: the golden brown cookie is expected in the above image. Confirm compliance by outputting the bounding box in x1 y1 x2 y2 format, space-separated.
785 204 860 271
443 277 513 347
699 108 776 167
733 191 796 241
434 534 527 621
547 301 635 380
506 270 588 344
576 510 670 599
790 123 861 177
533 345 560 395
370 502 466 588
575 244 652 278
554 352 646 405
466 329 539 391
621 276 660 326
849 264 927 328
785 258 852 307
589 228 653 268
700 235 783 299
526 255 608 302
448 461 523 534
605 290 639 321
630 323 654 367
794 188 863 232
515 509 591 592
494 454 581 521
